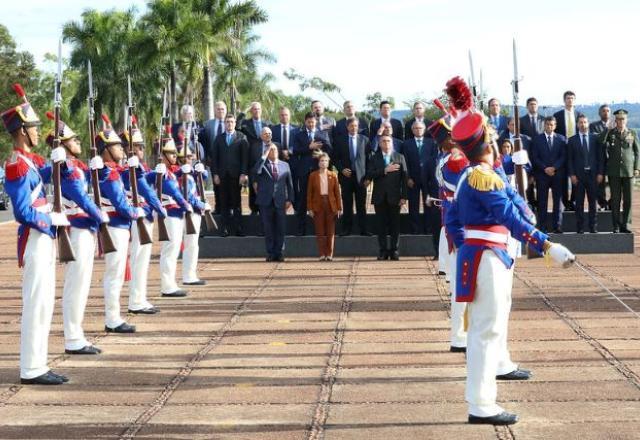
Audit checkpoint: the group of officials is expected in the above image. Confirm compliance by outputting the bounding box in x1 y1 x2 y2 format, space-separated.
2 84 208 385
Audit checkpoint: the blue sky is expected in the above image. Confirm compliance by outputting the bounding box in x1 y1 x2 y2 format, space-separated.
5 0 640 110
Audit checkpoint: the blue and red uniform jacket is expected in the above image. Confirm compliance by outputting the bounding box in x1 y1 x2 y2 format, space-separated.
4 149 59 266
145 165 190 219
449 163 548 302
61 158 104 232
185 171 207 214
98 161 140 229
436 152 469 253
121 162 166 223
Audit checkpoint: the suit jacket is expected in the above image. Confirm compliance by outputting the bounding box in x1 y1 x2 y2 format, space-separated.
253 158 294 207
487 114 509 135
498 131 532 152
567 133 602 178
333 134 371 184
553 109 583 137
371 136 402 153
317 115 336 142
367 150 408 205
249 142 283 178
589 119 612 135
240 118 271 147
369 117 404 141
531 132 567 177
211 131 249 177
404 117 433 139
292 129 332 177
519 114 545 138
271 124 299 153
201 118 226 167
400 137 437 183
307 170 342 214
333 117 370 138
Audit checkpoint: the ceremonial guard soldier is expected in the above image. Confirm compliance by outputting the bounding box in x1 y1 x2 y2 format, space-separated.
96 114 145 333
121 116 166 314
176 134 209 286
599 109 639 233
46 112 108 354
151 127 194 297
2 84 70 384
446 76 575 425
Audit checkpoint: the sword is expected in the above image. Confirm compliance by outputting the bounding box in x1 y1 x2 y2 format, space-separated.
468 50 478 108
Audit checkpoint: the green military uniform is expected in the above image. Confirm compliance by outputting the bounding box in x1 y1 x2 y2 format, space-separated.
599 110 639 232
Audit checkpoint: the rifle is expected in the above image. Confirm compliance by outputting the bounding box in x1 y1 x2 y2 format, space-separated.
155 86 170 242
181 101 197 236
87 61 116 254
189 91 217 231
126 75 153 245
52 40 75 263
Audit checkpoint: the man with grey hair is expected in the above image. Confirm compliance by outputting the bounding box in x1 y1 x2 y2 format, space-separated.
404 101 432 139
241 101 271 215
312 100 336 143
202 101 228 214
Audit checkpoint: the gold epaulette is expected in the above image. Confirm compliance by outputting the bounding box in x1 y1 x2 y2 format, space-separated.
468 166 504 191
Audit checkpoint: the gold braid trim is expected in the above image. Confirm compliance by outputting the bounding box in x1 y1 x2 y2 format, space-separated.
468 167 504 191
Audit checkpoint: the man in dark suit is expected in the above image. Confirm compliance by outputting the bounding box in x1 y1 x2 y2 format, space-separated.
498 117 532 151
487 98 509 135
519 97 545 138
201 101 228 214
404 101 433 139
270 106 298 162
253 144 294 262
530 116 566 233
333 100 369 138
401 121 437 234
568 115 602 233
292 112 332 235
240 101 271 215
590 104 613 211
371 122 402 152
370 100 403 142
312 100 335 143
367 135 408 260
553 91 582 211
211 114 249 236
334 117 372 236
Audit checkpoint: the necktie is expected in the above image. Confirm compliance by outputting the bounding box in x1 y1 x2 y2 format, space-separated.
350 136 357 162
567 113 575 137
216 120 223 137
283 126 288 149
582 134 589 153
309 130 314 142
271 161 278 181
384 154 390 166
417 138 423 154
547 135 552 150
226 133 232 146
531 116 536 133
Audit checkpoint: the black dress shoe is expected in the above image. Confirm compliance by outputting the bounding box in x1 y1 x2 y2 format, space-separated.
468 412 518 425
450 346 466 353
590 227 598 233
221 229 230 237
497 368 532 380
377 251 388 261
390 251 400 261
105 323 136 333
266 255 274 262
183 279 206 286
235 230 245 237
438 270 446 276
576 229 584 234
613 228 619 233
553 228 563 234
65 345 102 355
620 227 632 233
49 371 69 382
128 306 159 314
21 371 64 385
360 231 373 237
275 255 285 262
162 290 188 297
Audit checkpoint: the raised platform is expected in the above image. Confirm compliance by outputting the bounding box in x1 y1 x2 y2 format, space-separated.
199 232 634 258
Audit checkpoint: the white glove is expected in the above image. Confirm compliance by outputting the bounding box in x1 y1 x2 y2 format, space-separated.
157 207 168 218
89 156 104 170
50 212 70 227
100 211 110 224
181 164 193 174
50 147 66 164
135 207 146 218
548 243 576 268
204 202 212 211
185 203 194 213
127 156 140 168
155 163 167 175
194 162 205 173
512 149 529 166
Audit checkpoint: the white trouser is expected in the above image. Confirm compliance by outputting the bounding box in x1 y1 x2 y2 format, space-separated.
182 213 201 283
507 235 522 259
20 230 56 379
449 249 467 348
103 226 130 328
466 251 513 417
160 216 184 293
438 226 449 278
62 227 96 350
129 219 155 311
495 236 520 376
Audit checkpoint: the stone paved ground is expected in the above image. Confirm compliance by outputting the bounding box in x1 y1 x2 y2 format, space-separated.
1 202 640 439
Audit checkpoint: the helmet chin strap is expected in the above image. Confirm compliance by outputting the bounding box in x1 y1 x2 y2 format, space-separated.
23 126 36 149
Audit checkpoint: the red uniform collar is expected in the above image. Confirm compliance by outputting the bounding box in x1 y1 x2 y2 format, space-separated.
14 148 45 167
